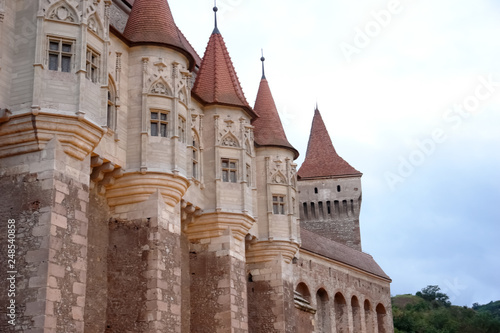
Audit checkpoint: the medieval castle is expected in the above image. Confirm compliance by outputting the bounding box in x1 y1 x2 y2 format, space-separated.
0 0 393 332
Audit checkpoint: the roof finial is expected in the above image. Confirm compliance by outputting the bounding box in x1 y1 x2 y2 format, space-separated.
315 101 319 111
260 49 266 80
213 1 220 34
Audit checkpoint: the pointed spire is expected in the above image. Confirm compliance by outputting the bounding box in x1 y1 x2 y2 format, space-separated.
123 0 196 69
260 49 266 80
192 13 255 118
213 1 220 35
252 56 298 159
298 108 361 179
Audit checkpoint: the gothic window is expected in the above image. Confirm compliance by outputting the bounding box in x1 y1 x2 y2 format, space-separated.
107 81 116 129
337 185 341 192
151 110 168 137
272 195 286 215
192 133 199 179
178 116 186 143
48 38 73 72
327 201 331 216
221 159 237 183
86 47 100 83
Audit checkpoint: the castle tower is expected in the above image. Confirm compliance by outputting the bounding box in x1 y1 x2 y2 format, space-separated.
246 55 300 332
298 107 363 251
0 1 116 332
185 7 257 331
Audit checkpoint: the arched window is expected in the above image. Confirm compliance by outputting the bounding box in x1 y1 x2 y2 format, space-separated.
107 79 117 130
316 289 331 333
334 292 348 333
351 296 361 333
376 303 388 333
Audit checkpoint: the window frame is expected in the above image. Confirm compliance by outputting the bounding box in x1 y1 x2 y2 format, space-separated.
86 46 100 83
272 195 286 215
48 37 74 73
221 158 237 183
150 110 169 138
178 116 186 143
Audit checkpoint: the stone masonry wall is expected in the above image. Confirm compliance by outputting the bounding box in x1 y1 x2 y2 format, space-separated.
0 138 91 333
84 187 110 333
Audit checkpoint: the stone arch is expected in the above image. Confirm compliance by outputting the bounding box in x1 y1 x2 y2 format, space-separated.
87 12 104 37
376 303 388 333
364 299 374 333
351 296 362 333
46 0 79 23
149 78 173 97
316 288 331 333
221 132 239 148
271 171 286 184
334 292 348 333
295 282 311 303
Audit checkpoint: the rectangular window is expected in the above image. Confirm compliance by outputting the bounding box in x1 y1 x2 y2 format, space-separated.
221 158 237 183
192 138 199 179
178 116 186 143
48 38 74 72
86 47 100 83
272 195 286 215
246 164 251 187
151 111 168 137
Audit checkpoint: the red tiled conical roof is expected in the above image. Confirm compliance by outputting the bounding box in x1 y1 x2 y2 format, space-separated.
123 0 196 69
298 108 361 179
252 78 298 159
192 31 255 118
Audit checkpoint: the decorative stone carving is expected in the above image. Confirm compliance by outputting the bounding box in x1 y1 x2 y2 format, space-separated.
88 14 102 35
221 133 239 147
272 171 287 184
150 81 172 96
47 1 79 23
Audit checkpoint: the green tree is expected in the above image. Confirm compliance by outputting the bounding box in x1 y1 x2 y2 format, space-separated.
416 285 451 307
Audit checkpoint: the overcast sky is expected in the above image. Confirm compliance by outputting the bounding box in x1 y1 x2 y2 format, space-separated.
169 0 500 306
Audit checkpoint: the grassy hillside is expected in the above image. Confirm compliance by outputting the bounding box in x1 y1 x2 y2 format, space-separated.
393 286 500 333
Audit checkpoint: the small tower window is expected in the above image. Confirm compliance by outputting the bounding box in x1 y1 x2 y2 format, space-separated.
86 47 100 83
337 185 341 192
303 202 308 219
178 116 186 143
221 159 237 183
192 133 199 179
272 195 286 215
48 38 74 72
246 164 251 187
150 111 168 137
314 187 318 194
